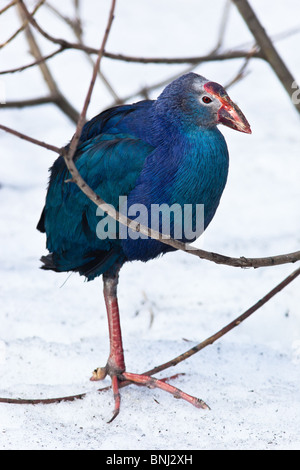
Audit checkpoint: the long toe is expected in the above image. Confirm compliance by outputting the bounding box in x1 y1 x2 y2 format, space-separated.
121 371 210 410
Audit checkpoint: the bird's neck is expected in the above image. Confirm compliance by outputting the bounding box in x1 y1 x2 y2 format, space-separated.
149 123 229 190
140 124 229 229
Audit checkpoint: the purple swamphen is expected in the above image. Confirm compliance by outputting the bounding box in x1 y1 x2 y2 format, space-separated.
37 73 251 420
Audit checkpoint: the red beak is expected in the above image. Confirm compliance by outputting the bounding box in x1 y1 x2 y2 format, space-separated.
204 81 252 134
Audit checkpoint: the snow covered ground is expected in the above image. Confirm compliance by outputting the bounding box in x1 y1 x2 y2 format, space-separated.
0 0 300 450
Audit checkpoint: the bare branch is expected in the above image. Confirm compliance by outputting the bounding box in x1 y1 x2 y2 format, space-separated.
0 95 55 108
1 19 298 79
0 47 65 75
1 1 299 271
223 46 257 88
13 3 265 65
0 0 17 16
0 46 260 78
0 123 62 154
144 266 300 376
0 0 45 49
104 49 263 64
55 0 122 104
64 0 116 166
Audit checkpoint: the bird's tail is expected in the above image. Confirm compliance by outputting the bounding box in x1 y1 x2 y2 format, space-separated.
39 249 125 281
40 254 59 271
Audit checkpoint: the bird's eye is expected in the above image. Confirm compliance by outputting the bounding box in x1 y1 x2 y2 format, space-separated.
202 96 212 104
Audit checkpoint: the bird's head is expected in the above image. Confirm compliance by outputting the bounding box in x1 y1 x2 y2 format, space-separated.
156 73 251 134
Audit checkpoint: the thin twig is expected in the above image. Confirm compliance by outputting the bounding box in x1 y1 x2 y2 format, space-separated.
1 96 55 108
0 47 65 75
224 45 257 88
1 24 298 77
44 0 121 102
104 49 263 64
63 0 116 166
0 0 17 16
144 266 300 376
0 0 45 49
44 1 82 36
12 4 265 65
1 265 298 406
0 123 62 154
0 47 259 76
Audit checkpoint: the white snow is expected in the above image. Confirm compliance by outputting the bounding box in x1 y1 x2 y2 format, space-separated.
0 0 300 450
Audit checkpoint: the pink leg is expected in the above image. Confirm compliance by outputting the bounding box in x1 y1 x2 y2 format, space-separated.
91 269 209 421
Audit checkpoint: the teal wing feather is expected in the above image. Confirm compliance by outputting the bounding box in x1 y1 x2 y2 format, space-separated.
41 132 154 278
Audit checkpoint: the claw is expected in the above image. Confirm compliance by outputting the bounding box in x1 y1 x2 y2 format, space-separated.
107 375 121 423
107 408 120 424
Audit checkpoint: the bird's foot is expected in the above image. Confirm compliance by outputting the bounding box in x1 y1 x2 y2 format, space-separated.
90 363 124 423
90 366 209 422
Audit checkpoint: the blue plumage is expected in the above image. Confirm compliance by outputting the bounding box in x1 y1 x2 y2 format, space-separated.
37 73 251 418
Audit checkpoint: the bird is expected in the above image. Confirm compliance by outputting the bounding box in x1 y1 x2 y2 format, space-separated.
37 72 251 421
